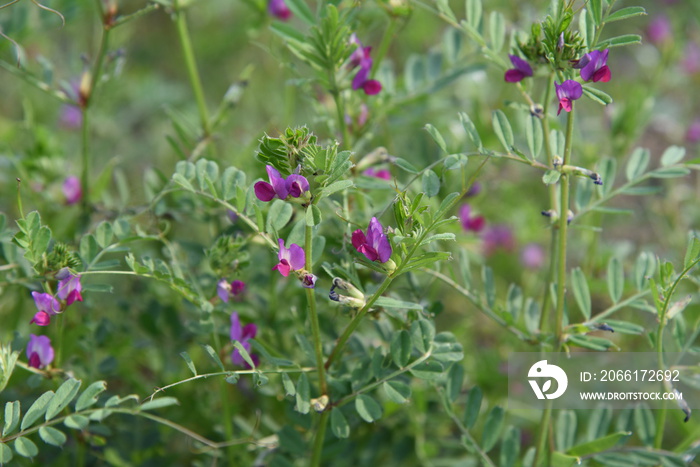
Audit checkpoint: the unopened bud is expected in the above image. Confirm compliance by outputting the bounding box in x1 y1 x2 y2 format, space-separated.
311 395 329 412
78 71 92 107
332 277 364 300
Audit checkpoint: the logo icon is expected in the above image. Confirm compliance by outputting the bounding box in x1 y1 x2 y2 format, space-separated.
528 360 568 400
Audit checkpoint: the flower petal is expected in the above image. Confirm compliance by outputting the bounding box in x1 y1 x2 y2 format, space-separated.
286 174 309 197
351 229 367 251
254 181 276 202
242 323 257 340
376 234 392 263
358 244 379 262
30 311 51 326
362 79 382 95
273 259 292 277
266 165 289 199
504 69 526 83
287 243 306 271
230 312 243 341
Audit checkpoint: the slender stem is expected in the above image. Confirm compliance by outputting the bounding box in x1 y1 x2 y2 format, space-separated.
305 222 327 395
554 109 575 346
331 89 351 148
533 403 553 467
211 328 236 466
80 107 91 223
310 411 329 467
174 2 211 137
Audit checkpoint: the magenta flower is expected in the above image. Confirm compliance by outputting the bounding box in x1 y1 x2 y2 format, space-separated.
504 55 533 83
363 168 391 180
554 80 583 115
647 16 672 45
30 292 61 326
273 238 306 277
520 243 545 269
217 279 246 302
56 269 83 306
230 312 259 368
63 176 82 205
686 119 700 143
482 225 515 256
254 166 309 202
349 35 382 95
574 49 611 83
268 0 291 20
352 217 392 263
459 204 485 233
26 334 54 369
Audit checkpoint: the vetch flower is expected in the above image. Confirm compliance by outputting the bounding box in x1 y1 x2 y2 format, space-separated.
273 238 305 277
459 204 485 233
352 217 392 263
349 35 382 95
254 165 309 202
574 49 611 83
30 292 61 326
520 243 545 269
554 80 583 115
217 279 246 302
230 312 259 368
267 0 291 20
482 225 515 255
301 273 317 289
26 334 54 369
63 176 82 205
56 268 83 306
363 168 391 180
504 55 533 83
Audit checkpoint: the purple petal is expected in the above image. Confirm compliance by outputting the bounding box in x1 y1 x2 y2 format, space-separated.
268 0 291 20
352 230 367 251
63 176 82 205
358 245 379 262
287 243 306 271
277 238 288 261
504 69 526 83
301 273 317 288
26 334 54 368
273 259 292 277
242 323 257 340
32 292 60 315
362 79 382 95
509 55 533 76
592 65 611 83
366 217 383 245
266 166 289 199
231 280 245 296
254 181 276 202
217 279 230 302
230 312 243 341
286 174 309 198
57 273 81 301
30 311 51 326
352 65 370 91
376 234 392 263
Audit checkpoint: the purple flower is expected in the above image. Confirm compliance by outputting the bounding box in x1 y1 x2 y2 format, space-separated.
56 269 83 306
459 204 485 232
554 80 583 115
349 35 382 95
574 49 611 83
504 55 533 83
520 243 545 269
268 0 291 20
26 334 54 369
63 176 82 205
466 182 481 197
273 238 305 277
482 225 515 256
59 105 82 129
363 168 391 180
682 42 700 74
301 273 317 289
352 217 392 263
230 312 259 368
217 279 246 302
687 119 700 144
647 16 672 45
30 292 61 326
254 166 309 202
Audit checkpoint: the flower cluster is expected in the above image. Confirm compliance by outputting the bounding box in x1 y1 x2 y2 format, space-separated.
217 279 245 302
254 166 310 202
349 35 382 95
273 238 317 288
30 269 83 326
352 217 392 263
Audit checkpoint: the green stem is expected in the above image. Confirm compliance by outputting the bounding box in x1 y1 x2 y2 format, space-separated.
554 109 576 346
533 403 553 466
331 89 351 148
310 411 329 467
174 2 211 137
80 107 91 224
370 17 398 81
211 329 236 465
305 221 327 395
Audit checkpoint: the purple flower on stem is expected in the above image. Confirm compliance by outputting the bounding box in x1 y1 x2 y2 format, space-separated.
459 204 485 233
268 0 291 20
554 80 583 115
63 176 82 205
520 243 545 269
26 334 54 369
647 16 672 45
230 312 259 368
352 217 392 263
574 49 611 83
217 279 246 302
363 168 391 180
349 35 382 95
56 269 83 306
504 55 533 83
482 225 515 256
30 292 61 326
273 238 306 277
254 166 309 202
